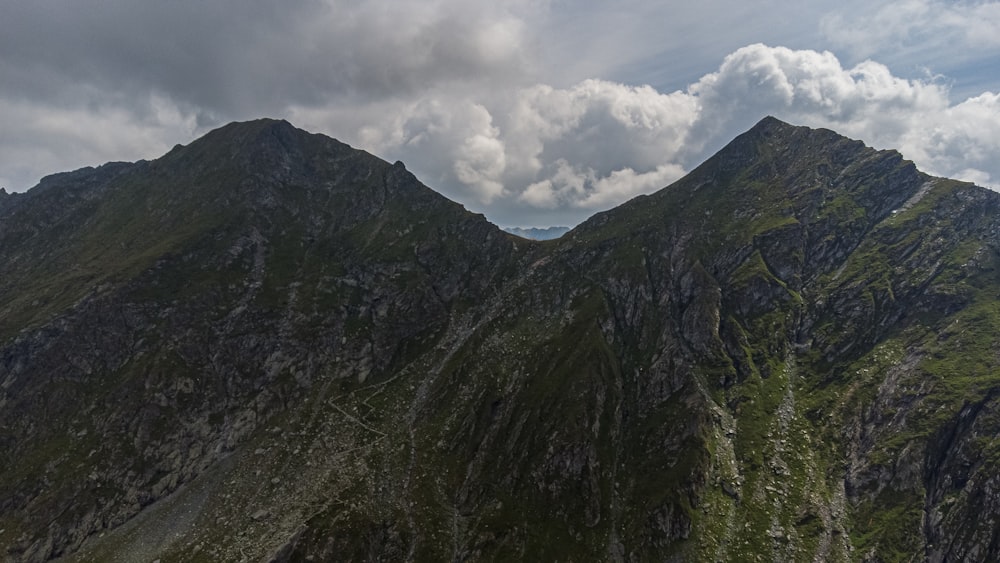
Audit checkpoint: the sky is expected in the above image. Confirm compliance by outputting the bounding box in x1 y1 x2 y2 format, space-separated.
2 1 1000 228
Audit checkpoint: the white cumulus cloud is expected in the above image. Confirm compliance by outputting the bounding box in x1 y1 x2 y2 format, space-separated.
688 44 1000 187
822 0 1000 59
331 44 1000 226
0 93 197 192
3 0 1000 229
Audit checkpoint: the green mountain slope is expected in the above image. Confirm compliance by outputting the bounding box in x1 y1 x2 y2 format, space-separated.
2 117 1000 562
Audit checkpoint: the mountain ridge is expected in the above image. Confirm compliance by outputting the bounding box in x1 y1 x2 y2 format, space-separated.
3 116 1000 561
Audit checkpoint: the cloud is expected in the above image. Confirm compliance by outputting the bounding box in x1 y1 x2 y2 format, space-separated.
0 1 541 125
0 93 197 191
688 44 1000 187
515 160 685 210
578 164 687 209
243 44 1000 226
350 98 509 203
688 45 949 145
0 0 543 194
450 109 508 203
332 44 1000 225
508 80 698 176
292 76 700 222
896 91 1000 185
360 43 1000 226
821 0 1000 59
2 2 1000 227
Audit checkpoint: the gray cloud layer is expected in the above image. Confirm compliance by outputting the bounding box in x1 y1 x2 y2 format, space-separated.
2 1 999 227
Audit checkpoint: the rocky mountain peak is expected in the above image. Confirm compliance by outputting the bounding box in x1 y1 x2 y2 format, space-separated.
179 117 300 151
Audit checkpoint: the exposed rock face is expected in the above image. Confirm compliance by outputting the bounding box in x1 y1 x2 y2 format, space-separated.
3 117 1000 561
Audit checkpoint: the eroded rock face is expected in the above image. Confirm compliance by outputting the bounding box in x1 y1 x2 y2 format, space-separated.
3 117 1000 562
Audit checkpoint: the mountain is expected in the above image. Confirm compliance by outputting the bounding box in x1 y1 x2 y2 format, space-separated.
502 226 570 240
2 117 1000 562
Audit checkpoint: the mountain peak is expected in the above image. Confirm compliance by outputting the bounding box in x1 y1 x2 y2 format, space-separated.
750 114 791 130
207 117 298 139
173 117 314 156
150 118 362 195
574 116 921 252
728 115 846 152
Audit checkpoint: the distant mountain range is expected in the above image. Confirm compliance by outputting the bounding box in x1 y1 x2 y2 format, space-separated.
502 225 570 240
3 117 1000 562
